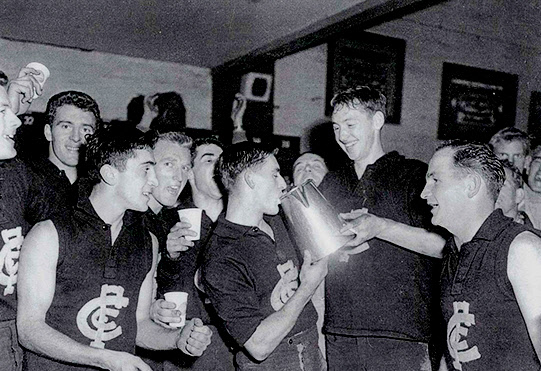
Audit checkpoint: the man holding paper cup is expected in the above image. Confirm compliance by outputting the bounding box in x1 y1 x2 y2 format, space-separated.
146 133 234 370
202 142 327 370
17 126 211 371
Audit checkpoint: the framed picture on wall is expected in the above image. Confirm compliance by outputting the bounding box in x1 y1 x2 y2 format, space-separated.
528 91 541 145
438 63 518 142
327 32 405 124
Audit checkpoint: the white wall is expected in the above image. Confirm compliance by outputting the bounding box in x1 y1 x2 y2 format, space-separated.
272 0 541 162
0 38 212 128
274 44 328 152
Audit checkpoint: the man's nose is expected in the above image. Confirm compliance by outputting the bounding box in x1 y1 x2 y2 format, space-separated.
70 128 81 142
420 184 430 199
148 168 159 187
8 110 22 130
338 127 351 142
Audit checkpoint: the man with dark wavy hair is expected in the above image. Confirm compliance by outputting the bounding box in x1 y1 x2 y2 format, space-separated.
421 140 541 370
319 85 441 370
17 126 211 371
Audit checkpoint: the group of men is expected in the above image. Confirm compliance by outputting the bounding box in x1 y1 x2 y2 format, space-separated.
1 63 541 371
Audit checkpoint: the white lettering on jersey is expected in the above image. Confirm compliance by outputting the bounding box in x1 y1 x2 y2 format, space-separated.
447 301 481 370
76 284 129 349
270 260 299 311
0 227 23 296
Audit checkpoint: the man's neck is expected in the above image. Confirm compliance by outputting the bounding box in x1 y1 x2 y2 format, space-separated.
453 206 494 250
48 155 77 184
226 195 262 228
353 146 385 179
192 191 223 222
89 184 126 244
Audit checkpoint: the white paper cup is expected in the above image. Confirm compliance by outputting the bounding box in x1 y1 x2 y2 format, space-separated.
25 62 50 99
164 291 188 328
177 208 202 241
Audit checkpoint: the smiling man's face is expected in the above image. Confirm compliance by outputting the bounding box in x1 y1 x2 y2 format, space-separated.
0 85 22 160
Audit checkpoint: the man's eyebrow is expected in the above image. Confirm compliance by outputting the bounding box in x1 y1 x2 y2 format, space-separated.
141 160 156 166
200 152 216 159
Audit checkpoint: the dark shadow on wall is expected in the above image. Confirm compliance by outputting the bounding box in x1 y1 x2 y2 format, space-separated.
306 119 349 172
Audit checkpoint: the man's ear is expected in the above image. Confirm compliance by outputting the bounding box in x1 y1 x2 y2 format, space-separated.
465 173 482 198
99 164 118 186
44 124 53 142
243 169 256 189
372 111 385 130
524 155 533 175
516 187 525 205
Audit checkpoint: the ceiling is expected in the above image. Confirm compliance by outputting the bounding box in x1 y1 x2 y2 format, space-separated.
1 0 438 68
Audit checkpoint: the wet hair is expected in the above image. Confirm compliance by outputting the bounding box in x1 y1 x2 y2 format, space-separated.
85 125 152 185
217 141 276 193
46 90 102 129
191 136 224 163
0 71 8 87
330 85 386 118
500 159 524 188
147 130 192 150
436 140 505 201
488 127 531 156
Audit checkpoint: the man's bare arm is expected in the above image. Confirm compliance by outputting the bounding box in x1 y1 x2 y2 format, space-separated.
341 210 445 258
508 231 541 361
136 233 212 356
17 220 151 371
244 251 327 361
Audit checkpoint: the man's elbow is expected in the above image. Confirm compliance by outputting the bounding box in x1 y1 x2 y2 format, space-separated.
16 316 38 349
244 341 272 361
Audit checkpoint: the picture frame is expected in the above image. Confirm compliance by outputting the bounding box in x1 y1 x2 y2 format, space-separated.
438 62 518 142
327 32 405 124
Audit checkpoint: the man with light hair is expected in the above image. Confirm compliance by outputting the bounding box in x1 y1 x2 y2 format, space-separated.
488 126 531 171
520 144 541 229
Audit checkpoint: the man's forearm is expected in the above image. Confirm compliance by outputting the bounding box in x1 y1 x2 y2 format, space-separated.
244 282 314 361
18 319 113 369
378 217 445 258
136 317 180 350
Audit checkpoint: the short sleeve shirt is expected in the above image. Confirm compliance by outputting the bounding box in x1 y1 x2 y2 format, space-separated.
201 213 318 347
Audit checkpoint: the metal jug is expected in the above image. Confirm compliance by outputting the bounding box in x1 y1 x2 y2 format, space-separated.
280 179 352 260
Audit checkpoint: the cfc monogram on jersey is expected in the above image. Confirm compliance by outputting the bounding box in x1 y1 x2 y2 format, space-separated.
270 260 299 311
76 284 129 349
0 226 23 296
447 301 481 370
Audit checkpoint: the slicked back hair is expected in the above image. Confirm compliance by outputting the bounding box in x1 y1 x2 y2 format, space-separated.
147 130 193 151
436 140 505 202
85 126 152 185
217 141 277 193
46 90 102 129
488 126 531 156
191 136 224 163
330 85 386 118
